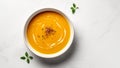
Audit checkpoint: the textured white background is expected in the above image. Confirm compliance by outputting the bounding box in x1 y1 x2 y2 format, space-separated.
0 0 120 68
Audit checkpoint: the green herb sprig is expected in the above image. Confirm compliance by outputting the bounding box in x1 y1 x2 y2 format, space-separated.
71 3 79 14
20 52 33 64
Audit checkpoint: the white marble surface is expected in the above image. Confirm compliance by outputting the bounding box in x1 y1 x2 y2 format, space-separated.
0 0 120 68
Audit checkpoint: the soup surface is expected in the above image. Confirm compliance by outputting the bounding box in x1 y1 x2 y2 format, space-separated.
27 11 70 54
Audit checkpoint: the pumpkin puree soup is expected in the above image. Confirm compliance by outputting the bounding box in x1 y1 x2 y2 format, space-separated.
27 11 70 54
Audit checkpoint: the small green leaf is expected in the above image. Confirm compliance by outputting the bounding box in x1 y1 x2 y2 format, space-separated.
72 9 75 14
20 56 26 60
29 56 33 60
25 52 29 57
27 59 30 64
71 7 74 10
73 3 76 8
76 7 79 9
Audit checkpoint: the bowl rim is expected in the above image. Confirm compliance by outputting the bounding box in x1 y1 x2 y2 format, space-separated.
24 8 74 58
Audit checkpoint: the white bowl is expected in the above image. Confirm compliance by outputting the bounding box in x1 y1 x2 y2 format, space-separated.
24 8 74 58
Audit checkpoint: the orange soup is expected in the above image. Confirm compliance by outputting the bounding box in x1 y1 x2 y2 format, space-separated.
27 11 70 54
